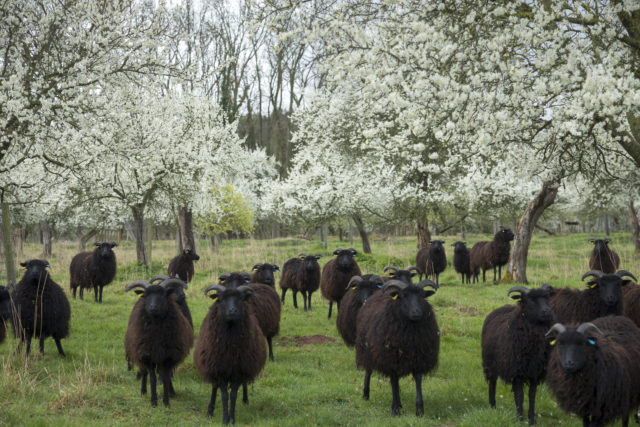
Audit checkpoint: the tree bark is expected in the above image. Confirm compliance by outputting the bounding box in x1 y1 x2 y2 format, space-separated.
145 218 153 268
508 180 560 284
40 221 52 257
131 204 149 268
209 234 220 253
178 206 195 252
1 201 16 290
352 215 372 254
604 213 611 236
175 225 182 254
77 228 98 252
630 200 640 253
417 215 431 249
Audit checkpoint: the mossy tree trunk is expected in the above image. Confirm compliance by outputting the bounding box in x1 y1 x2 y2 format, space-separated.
417 215 431 250
630 200 640 253
352 215 371 254
178 206 195 253
1 201 16 290
40 220 52 257
131 204 149 268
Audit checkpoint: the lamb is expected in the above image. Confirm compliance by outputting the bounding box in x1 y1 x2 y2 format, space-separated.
69 241 117 302
0 286 12 344
382 266 419 284
452 241 471 284
416 240 447 285
279 253 321 310
12 259 70 356
124 278 193 407
549 270 636 324
336 274 384 347
320 248 361 319
250 263 280 288
588 237 620 274
194 283 266 424
546 316 640 427
481 285 554 424
355 278 440 416
469 227 514 283
167 248 200 282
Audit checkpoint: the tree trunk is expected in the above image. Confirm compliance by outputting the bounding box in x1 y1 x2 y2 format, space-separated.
175 226 182 254
209 234 220 253
40 221 52 257
319 225 327 247
145 219 153 268
604 213 611 236
352 215 372 254
630 200 640 253
178 206 195 252
131 204 149 268
1 201 16 290
508 180 560 284
77 228 98 252
417 215 431 249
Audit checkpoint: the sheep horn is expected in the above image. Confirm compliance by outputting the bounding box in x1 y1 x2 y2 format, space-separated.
237 285 255 297
545 323 566 337
332 248 343 255
581 270 604 281
346 275 363 290
252 263 263 271
541 283 554 292
125 280 151 292
219 273 231 282
298 253 308 257
383 266 399 273
149 274 171 285
369 275 385 285
204 284 226 296
576 322 604 336
417 278 438 291
604 237 613 243
407 266 420 273
507 286 530 297
381 280 409 293
615 270 637 281
159 278 188 291
587 237 597 242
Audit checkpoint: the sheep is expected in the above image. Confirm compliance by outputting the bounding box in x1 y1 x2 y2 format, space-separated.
320 248 361 319
452 241 471 284
355 278 440 416
250 263 279 288
0 286 12 344
481 284 554 424
549 270 636 324
167 248 200 282
416 240 447 285
622 282 640 328
194 283 266 424
336 274 384 347
469 227 514 284
12 259 70 357
69 241 117 303
588 237 620 274
279 253 321 310
124 278 193 407
546 316 640 427
382 266 419 284
149 274 193 327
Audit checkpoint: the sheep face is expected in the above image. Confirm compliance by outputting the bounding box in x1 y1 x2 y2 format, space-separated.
549 327 597 373
333 248 358 271
219 272 251 288
251 264 279 286
348 275 384 305
510 287 553 325
134 285 174 318
94 242 117 259
385 285 436 323
301 255 321 272
585 274 631 312
384 266 419 285
497 228 515 243
590 238 612 254
19 259 51 284
183 248 200 261
0 286 11 321
453 241 467 254
429 240 445 254
208 286 255 323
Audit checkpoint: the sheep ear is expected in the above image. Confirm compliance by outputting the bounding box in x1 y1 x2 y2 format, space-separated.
389 290 400 300
510 294 522 302
209 294 219 301
20 262 27 268
134 290 144 296
423 289 436 298
272 264 280 272
587 338 597 346
110 242 118 248
587 281 598 289
94 242 101 247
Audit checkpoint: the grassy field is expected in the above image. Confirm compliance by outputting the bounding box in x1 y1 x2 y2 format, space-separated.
0 232 638 426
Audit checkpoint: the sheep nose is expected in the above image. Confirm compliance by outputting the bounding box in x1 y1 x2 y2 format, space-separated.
562 359 578 373
409 309 423 321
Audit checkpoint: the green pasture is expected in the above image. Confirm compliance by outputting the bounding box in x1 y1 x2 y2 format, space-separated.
0 232 638 426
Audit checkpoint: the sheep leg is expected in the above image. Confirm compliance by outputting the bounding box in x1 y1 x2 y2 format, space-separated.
94 285 99 302
622 413 629 427
220 380 230 424
328 301 333 319
39 335 45 354
281 288 287 305
307 293 312 310
25 331 33 356
140 369 148 395
582 415 590 427
99 285 104 303
482 269 486 283
267 337 274 362
149 364 158 407
54 338 66 357
79 287 84 300
229 382 240 425
72 287 76 299
527 381 537 425
413 372 424 416
206 383 217 418
293 291 298 309
363 369 371 400
242 382 248 404
302 291 308 311
488 376 497 407
160 367 171 407
390 374 402 416
512 378 524 421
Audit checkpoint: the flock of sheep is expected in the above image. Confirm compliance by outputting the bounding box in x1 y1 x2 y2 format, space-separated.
0 232 639 425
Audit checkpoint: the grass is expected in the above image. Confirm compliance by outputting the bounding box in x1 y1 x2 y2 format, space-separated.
0 232 638 426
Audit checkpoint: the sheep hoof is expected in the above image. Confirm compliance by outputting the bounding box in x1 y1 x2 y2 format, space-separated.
416 405 424 416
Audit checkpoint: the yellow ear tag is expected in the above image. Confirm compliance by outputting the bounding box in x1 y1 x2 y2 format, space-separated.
588 283 597 289
392 294 399 300
389 273 395 277
513 297 521 302
211 295 218 302
549 339 556 346
352 286 357 290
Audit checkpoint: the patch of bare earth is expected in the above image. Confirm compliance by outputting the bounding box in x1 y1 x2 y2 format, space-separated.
279 335 337 346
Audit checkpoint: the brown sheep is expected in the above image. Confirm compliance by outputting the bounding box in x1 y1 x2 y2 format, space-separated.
320 248 361 319
469 228 514 284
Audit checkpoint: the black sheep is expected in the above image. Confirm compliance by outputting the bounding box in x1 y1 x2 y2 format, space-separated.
452 241 471 284
124 278 193 407
416 240 447 285
168 248 200 283
588 237 620 274
549 270 636 324
12 260 70 356
279 253 321 310
355 279 440 416
336 274 384 347
481 285 554 424
250 263 279 288
149 274 193 327
69 241 117 302
0 285 12 344
546 316 640 427
622 282 640 328
469 227 514 283
194 283 266 424
382 266 419 284
320 248 361 319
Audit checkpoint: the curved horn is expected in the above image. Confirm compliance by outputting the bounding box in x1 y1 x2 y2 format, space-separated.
577 322 604 336
417 278 438 291
204 284 226 296
604 237 613 243
507 286 530 297
252 263 263 270
381 279 409 293
384 266 400 273
237 285 255 297
369 275 385 285
125 280 151 292
332 248 343 255
149 274 171 285
587 237 597 242
298 253 308 257
159 278 188 290
541 283 553 291
615 270 637 281
545 323 567 337
346 275 363 290
407 266 420 273
581 270 604 281
218 272 231 282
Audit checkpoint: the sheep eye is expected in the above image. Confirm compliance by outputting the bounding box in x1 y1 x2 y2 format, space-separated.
549 339 556 346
